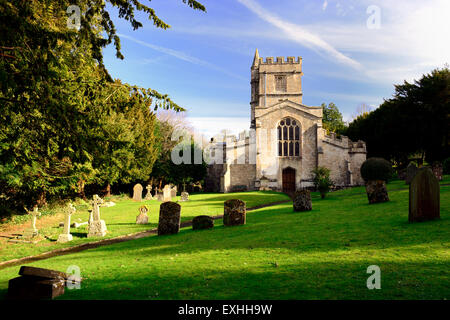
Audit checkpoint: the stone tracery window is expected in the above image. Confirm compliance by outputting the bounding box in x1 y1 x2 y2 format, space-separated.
277 117 300 157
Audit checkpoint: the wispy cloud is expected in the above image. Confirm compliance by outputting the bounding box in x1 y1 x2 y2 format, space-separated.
118 33 247 81
236 0 362 70
322 0 328 11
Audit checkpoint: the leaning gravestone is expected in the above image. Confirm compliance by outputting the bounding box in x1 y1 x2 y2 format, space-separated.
8 266 72 300
432 162 443 181
180 191 189 201
87 194 107 238
405 162 418 184
192 215 214 230
158 202 181 235
223 199 246 226
409 168 440 223
136 205 149 224
293 190 312 212
163 184 172 202
133 183 143 201
365 180 389 204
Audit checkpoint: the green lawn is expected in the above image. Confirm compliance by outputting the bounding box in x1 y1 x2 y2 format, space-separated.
0 180 448 299
0 191 290 262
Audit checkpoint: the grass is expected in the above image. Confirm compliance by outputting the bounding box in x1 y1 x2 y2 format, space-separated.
0 191 290 262
0 178 448 299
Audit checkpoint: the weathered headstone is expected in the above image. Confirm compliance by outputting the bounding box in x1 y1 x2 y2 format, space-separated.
365 180 389 204
192 215 214 230
87 194 107 238
223 199 246 226
405 162 418 184
293 190 312 212
8 266 73 300
432 162 443 181
180 191 189 201
163 184 172 202
145 185 153 200
409 168 440 223
158 202 181 235
133 183 143 201
57 203 76 243
171 185 177 198
23 205 41 238
136 205 149 224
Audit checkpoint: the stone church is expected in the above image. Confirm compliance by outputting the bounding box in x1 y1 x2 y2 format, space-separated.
204 49 367 193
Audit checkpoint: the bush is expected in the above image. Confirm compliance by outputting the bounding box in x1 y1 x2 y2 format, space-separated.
360 157 393 182
312 167 334 199
443 158 450 175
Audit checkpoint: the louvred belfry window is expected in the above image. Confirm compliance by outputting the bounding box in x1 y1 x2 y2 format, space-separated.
277 117 300 157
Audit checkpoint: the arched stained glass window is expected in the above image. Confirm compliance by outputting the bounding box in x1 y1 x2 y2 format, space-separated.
277 117 301 157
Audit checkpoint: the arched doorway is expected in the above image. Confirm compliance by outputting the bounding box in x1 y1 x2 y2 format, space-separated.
282 167 296 193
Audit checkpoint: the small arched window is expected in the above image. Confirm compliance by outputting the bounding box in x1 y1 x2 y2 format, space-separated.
278 117 300 157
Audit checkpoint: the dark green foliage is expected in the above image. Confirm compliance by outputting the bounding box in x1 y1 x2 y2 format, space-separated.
347 67 450 166
443 158 450 174
321 102 347 135
360 158 393 182
312 167 333 198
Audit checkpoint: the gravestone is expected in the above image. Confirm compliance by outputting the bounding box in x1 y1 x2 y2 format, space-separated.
23 206 41 238
145 185 153 200
409 168 440 222
163 184 172 202
133 183 143 201
136 205 149 224
405 162 418 184
223 199 246 226
158 202 181 235
432 162 443 181
365 180 389 204
171 185 177 198
57 203 76 243
180 191 189 201
87 194 107 238
192 215 214 230
293 190 312 212
8 267 71 300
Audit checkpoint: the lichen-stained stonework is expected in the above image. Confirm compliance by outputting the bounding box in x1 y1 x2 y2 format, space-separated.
204 50 366 192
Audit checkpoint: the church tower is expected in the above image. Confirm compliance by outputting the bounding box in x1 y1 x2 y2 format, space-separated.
250 49 303 128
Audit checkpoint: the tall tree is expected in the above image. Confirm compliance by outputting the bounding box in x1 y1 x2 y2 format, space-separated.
321 102 347 135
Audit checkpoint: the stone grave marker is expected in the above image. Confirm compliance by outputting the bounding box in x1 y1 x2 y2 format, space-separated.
293 190 312 212
171 185 177 198
409 168 440 222
87 194 107 237
405 162 418 184
180 191 189 201
145 185 153 200
192 215 214 230
158 202 181 235
57 203 76 243
133 183 143 201
223 199 246 226
8 266 71 300
163 184 172 202
136 205 149 224
23 205 41 238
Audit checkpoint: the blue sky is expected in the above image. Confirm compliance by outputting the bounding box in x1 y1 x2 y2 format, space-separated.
102 0 449 138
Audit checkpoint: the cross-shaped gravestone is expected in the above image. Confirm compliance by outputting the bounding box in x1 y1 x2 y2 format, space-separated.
182 182 186 192
23 205 41 238
57 203 76 243
88 194 107 237
92 194 103 221
145 185 153 200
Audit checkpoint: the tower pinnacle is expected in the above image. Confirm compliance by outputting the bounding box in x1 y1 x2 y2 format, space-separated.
252 48 260 67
